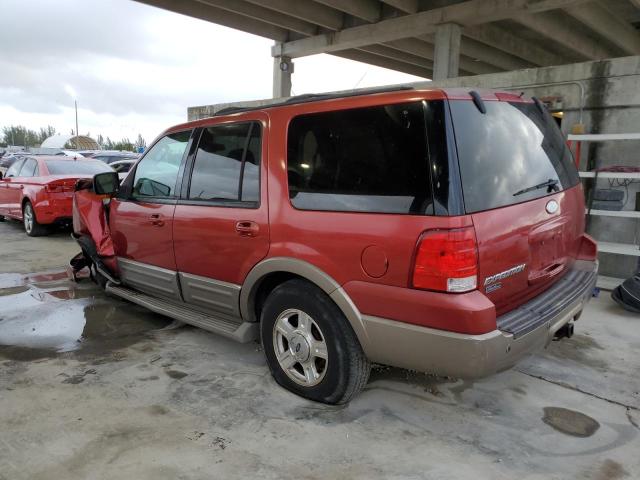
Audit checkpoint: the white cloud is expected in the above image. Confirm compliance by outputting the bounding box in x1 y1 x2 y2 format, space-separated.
0 0 426 145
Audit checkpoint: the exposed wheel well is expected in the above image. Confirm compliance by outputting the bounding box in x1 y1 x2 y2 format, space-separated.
22 197 30 209
252 272 307 323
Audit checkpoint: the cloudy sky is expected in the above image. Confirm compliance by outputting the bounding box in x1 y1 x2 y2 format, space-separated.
0 0 424 145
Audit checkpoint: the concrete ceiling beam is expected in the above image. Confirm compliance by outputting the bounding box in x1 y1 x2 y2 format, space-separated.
419 32 532 70
462 24 569 67
134 0 288 41
314 0 382 23
459 36 533 71
379 0 419 14
272 0 588 58
565 2 640 55
359 44 434 69
196 0 318 36
243 0 344 31
512 10 618 60
331 49 433 78
384 38 500 74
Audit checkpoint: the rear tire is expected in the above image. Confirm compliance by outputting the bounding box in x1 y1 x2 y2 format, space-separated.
260 279 370 404
23 201 48 237
0 215 5 222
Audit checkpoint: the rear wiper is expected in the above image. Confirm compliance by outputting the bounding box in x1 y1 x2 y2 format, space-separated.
513 179 559 196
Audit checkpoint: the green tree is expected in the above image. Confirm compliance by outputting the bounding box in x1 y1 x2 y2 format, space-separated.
37 125 56 144
134 133 146 151
111 138 134 152
2 125 39 147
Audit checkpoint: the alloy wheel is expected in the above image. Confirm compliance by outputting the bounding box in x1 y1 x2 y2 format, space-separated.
272 308 328 387
23 204 33 234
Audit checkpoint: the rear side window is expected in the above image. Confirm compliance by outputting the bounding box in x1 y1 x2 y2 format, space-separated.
5 159 24 177
287 102 433 214
45 160 112 175
188 122 261 205
450 100 580 213
19 158 38 177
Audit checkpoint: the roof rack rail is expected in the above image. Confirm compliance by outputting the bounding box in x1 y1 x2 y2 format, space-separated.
213 84 415 117
214 106 254 116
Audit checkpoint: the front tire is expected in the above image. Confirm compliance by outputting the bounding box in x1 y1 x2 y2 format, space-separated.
260 279 370 404
23 201 48 237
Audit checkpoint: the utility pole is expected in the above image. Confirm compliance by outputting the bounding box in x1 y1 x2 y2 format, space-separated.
75 100 79 150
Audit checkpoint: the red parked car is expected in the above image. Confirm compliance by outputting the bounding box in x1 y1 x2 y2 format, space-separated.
0 155 113 236
71 87 598 404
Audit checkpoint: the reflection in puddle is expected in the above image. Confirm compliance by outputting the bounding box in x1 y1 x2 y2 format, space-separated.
0 270 171 361
0 286 29 297
0 273 25 289
0 302 87 351
0 270 81 290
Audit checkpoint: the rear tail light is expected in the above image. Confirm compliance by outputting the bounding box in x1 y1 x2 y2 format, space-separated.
45 181 75 193
412 227 478 293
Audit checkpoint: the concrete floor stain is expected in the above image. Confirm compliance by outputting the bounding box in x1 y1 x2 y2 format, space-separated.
542 406 600 437
545 333 609 371
165 369 189 379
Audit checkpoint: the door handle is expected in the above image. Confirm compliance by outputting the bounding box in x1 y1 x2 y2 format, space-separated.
149 213 165 227
235 221 259 237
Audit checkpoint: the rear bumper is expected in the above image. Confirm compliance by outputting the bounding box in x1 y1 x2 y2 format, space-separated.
360 259 598 378
34 197 73 224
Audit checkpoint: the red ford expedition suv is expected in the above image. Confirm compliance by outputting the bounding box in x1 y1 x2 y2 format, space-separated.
70 87 598 404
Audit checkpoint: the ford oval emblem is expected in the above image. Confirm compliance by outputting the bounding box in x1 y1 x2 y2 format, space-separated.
546 200 559 214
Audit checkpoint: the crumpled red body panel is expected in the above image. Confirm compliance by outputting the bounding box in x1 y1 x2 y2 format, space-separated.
72 189 115 258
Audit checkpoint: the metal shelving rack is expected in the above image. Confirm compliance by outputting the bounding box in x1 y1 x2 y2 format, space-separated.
569 133 640 289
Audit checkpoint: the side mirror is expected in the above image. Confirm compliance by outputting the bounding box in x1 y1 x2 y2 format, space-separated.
93 171 120 196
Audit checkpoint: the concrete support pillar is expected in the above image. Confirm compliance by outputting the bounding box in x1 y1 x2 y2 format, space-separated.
273 50 294 98
433 23 461 80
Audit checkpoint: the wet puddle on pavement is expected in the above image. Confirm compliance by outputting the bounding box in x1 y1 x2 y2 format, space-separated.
0 270 171 360
0 270 70 289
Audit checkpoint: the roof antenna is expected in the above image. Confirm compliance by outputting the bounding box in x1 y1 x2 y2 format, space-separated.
469 90 486 114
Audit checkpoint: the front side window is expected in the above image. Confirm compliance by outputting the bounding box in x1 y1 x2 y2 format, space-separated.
287 102 433 214
133 130 191 198
188 122 261 204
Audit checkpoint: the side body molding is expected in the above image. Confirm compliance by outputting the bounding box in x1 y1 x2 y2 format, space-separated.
240 257 371 352
118 257 182 302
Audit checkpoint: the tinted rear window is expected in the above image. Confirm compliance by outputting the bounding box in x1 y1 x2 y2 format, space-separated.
45 160 113 175
450 100 579 213
287 102 433 214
